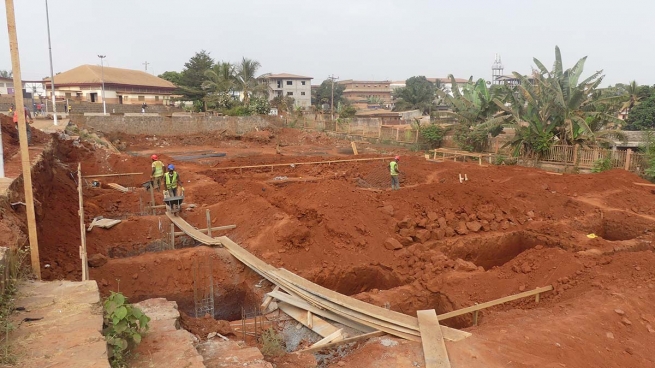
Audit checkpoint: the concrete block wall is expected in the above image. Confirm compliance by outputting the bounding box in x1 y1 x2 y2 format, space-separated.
0 101 181 114
75 114 274 136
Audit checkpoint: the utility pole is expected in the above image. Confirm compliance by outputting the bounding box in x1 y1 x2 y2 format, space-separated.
45 0 58 125
328 74 339 121
98 55 106 114
143 61 149 72
5 0 41 279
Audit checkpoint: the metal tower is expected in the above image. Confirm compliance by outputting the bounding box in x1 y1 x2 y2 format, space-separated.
492 54 504 85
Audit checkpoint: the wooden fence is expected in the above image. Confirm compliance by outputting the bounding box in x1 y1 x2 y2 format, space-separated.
541 145 645 171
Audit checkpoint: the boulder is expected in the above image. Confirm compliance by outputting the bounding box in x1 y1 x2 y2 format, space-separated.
397 216 412 229
414 229 431 244
88 253 108 268
432 228 446 240
455 222 469 235
399 237 414 246
384 238 403 250
466 221 482 232
427 212 439 221
454 259 478 272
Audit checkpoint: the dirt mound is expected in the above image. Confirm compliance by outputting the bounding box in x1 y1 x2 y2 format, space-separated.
180 311 234 338
1 114 50 158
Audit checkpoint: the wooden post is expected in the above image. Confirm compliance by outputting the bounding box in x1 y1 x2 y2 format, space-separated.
535 293 540 304
624 149 632 171
415 129 419 144
6 0 40 279
170 223 175 249
206 209 212 238
351 141 358 155
473 310 479 326
396 127 400 142
572 144 579 167
150 184 156 215
77 163 89 281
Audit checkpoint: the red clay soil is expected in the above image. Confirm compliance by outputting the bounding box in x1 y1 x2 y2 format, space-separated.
179 311 234 338
1 115 50 159
14 130 655 367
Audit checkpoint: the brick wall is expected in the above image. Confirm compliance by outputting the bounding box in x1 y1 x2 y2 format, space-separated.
74 114 275 136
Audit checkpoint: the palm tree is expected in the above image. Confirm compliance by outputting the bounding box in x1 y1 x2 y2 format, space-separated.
234 58 265 105
202 62 237 109
0 70 11 78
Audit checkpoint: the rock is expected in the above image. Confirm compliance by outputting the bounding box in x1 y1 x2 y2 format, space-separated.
399 228 412 238
381 205 394 216
535 245 544 250
490 222 499 231
501 221 510 230
399 237 414 246
417 218 428 228
433 228 446 240
337 362 346 367
445 212 456 221
132 273 139 280
606 332 614 339
647 324 655 333
414 229 431 243
100 278 109 287
437 217 447 228
478 212 496 222
455 222 469 235
427 212 438 221
621 317 632 326
518 285 526 292
384 238 403 250
445 227 455 237
614 309 625 316
454 259 478 272
459 213 469 221
88 253 108 268
397 216 412 229
520 262 532 274
625 347 634 355
526 211 535 218
466 221 482 232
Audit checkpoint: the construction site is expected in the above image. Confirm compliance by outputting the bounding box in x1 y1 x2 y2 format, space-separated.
1 114 655 368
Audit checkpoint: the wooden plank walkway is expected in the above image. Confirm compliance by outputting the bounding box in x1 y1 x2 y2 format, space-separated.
417 309 451 368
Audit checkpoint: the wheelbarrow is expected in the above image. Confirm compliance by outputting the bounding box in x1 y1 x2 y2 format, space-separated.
163 195 184 215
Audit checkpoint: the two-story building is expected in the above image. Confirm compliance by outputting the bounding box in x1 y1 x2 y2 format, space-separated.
44 65 177 105
264 73 312 108
338 80 392 110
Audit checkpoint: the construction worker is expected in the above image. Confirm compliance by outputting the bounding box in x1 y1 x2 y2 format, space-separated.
165 164 180 197
390 156 401 190
13 107 32 145
151 154 164 190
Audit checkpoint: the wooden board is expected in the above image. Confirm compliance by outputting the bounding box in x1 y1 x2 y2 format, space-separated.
82 172 143 178
417 309 451 368
107 183 129 193
634 182 655 187
167 213 222 246
298 331 385 354
87 218 121 231
310 328 343 348
437 286 553 321
213 157 394 170
279 302 343 339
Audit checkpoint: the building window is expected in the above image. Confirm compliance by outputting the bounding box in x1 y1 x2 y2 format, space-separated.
287 92 293 96
301 81 306 85
286 81 292 85
138 96 145 101
301 92 305 95
277 81 281 88
155 96 160 101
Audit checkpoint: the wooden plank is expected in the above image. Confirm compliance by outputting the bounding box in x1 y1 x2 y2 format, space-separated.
107 183 129 193
82 172 143 178
307 311 313 329
167 213 222 246
351 142 358 155
278 302 341 339
174 225 236 236
634 182 655 187
212 157 394 171
260 286 279 312
206 209 212 238
437 286 553 321
298 331 385 354
310 328 343 348
417 309 451 368
77 163 88 281
268 290 375 333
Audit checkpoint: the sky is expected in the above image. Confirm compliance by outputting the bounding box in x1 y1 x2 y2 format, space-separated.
0 0 653 86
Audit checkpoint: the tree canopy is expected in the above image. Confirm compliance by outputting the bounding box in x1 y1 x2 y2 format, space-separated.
313 79 345 109
625 94 655 130
392 76 435 114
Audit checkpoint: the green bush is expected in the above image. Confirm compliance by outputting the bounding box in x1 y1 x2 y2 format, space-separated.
103 292 150 368
591 157 613 173
224 106 251 116
420 124 445 148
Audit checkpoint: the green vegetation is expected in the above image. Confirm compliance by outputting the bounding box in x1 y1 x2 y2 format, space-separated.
0 246 31 364
591 157 613 173
158 51 268 114
625 92 655 131
641 131 655 180
260 328 285 357
418 123 446 149
393 76 436 114
103 292 150 368
312 79 345 110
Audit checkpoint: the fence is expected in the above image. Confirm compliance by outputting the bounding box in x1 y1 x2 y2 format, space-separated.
541 145 645 171
286 115 420 144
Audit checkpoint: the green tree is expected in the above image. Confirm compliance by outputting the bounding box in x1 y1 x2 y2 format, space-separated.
234 57 265 105
180 50 215 109
158 71 182 86
270 95 295 113
249 96 271 115
392 76 435 114
313 79 344 109
625 95 655 130
202 62 237 109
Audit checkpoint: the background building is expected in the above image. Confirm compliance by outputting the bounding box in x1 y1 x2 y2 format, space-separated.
338 80 392 109
264 73 312 108
44 65 177 105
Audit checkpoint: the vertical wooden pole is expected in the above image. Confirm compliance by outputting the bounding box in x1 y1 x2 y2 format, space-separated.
624 149 632 171
150 184 156 215
572 144 579 167
535 293 540 304
5 0 40 279
473 310 479 326
170 223 175 249
395 127 400 142
78 163 88 281
206 209 212 238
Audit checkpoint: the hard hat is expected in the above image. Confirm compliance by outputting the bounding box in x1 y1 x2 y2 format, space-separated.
168 164 175 170
151 154 158 160
395 156 400 160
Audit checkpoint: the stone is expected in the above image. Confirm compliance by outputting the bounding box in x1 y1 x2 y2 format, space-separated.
399 237 414 246
381 205 394 216
647 324 655 333
466 221 482 232
526 211 535 218
459 213 469 221
397 216 412 229
621 317 632 326
445 227 455 237
437 217 447 228
614 309 625 316
337 362 346 367
417 218 428 228
88 253 108 268
384 238 403 250
518 284 526 292
414 229 431 243
433 228 446 240
490 222 500 231
501 221 510 230
454 259 478 272
606 332 614 339
455 222 469 235
520 262 532 274
445 212 456 222
399 228 412 238
427 212 439 221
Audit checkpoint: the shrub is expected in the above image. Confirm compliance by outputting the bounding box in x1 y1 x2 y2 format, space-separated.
591 157 613 173
420 124 445 148
103 292 150 368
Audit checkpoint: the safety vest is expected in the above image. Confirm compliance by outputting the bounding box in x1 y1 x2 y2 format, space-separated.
390 161 399 176
165 171 178 189
152 161 164 177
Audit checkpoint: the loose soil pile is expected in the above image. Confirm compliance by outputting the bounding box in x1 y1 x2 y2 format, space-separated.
6 127 655 367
